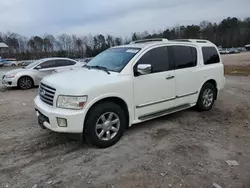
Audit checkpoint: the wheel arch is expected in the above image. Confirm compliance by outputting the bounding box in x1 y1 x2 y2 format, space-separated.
200 79 218 99
83 96 130 132
17 75 35 87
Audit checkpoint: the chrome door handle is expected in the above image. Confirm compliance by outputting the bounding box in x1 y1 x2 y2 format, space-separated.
166 76 175 80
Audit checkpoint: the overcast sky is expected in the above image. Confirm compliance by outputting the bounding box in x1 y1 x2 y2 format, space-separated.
0 0 249 37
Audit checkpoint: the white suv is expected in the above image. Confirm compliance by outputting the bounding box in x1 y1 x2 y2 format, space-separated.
34 38 225 148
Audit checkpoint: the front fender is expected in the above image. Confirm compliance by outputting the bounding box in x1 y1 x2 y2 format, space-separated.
84 93 133 125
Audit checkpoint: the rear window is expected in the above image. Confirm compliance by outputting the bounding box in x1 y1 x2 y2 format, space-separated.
202 47 220 65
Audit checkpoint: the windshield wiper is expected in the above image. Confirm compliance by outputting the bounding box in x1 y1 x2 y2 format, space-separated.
82 64 91 70
89 65 110 74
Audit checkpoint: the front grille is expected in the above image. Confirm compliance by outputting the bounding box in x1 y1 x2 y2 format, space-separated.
39 83 56 106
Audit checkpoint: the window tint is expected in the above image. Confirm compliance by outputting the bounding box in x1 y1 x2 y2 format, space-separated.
136 46 169 74
63 60 76 66
202 47 220 65
40 60 55 69
54 60 76 67
170 46 197 69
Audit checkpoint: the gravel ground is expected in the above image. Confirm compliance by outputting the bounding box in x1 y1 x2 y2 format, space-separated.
1 53 250 188
0 75 250 188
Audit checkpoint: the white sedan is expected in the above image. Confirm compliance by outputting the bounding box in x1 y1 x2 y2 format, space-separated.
2 57 83 89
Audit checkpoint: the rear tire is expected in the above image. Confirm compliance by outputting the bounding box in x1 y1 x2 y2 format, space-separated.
83 102 126 148
18 76 33 90
196 83 216 111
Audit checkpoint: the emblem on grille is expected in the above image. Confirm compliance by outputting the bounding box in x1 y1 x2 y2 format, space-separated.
41 89 46 96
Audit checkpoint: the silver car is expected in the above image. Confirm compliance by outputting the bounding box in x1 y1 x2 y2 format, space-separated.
2 57 83 90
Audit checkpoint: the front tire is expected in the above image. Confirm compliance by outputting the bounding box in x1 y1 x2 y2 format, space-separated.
18 76 33 90
83 102 126 148
196 83 216 111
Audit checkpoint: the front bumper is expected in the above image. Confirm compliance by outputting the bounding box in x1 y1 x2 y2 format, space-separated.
2 76 18 87
34 96 86 133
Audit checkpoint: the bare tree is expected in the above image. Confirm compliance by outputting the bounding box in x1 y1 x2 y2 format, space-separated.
1 16 250 59
57 34 68 51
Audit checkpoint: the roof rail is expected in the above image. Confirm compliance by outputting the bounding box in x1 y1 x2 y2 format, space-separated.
130 38 168 44
171 39 212 43
170 39 190 42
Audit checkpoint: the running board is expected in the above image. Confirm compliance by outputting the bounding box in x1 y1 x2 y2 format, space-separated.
138 104 192 121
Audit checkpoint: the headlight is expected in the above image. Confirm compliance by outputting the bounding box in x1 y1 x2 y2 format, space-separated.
57 95 87 110
5 74 16 78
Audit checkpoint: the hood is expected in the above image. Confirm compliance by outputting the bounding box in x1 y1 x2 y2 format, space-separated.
3 68 27 76
41 68 125 94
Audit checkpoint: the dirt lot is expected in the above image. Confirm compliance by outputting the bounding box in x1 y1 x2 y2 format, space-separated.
222 52 250 67
223 52 250 76
1 54 250 188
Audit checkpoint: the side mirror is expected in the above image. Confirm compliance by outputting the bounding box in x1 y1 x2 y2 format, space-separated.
35 65 41 70
137 64 152 75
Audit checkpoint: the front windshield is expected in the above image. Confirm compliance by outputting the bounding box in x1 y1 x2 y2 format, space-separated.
86 47 141 72
24 59 44 69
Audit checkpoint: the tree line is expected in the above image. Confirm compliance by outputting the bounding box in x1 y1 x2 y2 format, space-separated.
0 17 250 60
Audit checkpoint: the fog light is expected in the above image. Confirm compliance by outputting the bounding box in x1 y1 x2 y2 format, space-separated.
57 118 67 127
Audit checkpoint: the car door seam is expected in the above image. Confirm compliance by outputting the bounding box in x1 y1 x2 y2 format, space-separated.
176 91 198 98
136 97 176 109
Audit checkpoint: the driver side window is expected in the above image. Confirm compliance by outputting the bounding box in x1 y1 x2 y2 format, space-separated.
39 60 55 69
135 46 170 76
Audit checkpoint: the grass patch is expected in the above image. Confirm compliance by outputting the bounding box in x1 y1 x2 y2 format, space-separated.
224 66 250 76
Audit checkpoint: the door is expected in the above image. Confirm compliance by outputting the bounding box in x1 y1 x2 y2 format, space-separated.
53 59 76 73
134 46 175 119
35 60 57 81
168 45 199 107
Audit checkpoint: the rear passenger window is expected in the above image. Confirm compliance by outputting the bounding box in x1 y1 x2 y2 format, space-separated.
202 47 220 65
136 46 169 74
170 46 197 69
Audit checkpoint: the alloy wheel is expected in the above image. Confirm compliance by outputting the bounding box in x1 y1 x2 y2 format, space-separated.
202 88 213 107
19 77 32 89
95 112 120 141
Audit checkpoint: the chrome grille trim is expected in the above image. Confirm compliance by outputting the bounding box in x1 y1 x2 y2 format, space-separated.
40 93 53 101
40 95 53 105
40 83 56 94
39 83 56 106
